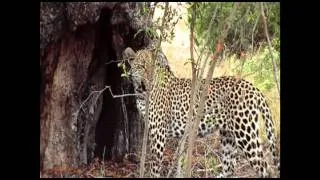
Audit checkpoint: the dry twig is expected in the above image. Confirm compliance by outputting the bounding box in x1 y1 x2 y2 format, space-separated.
260 2 280 96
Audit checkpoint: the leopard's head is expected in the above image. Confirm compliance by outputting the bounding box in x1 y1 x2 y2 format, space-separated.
122 47 155 91
122 47 172 92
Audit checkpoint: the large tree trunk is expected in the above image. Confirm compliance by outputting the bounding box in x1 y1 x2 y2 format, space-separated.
40 2 150 172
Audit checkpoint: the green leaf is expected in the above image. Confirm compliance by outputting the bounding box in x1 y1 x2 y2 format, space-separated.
145 27 159 39
143 4 147 14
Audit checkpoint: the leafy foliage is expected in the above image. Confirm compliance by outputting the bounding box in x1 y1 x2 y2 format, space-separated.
186 2 280 93
187 2 280 55
134 3 183 44
233 46 280 92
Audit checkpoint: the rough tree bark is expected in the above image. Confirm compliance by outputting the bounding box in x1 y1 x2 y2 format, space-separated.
40 2 151 172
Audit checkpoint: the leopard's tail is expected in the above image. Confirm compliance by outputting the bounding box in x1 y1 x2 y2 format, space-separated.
257 91 280 174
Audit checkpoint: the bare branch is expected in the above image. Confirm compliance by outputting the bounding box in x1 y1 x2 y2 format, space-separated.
147 2 159 26
189 4 196 79
86 173 98 178
105 59 124 65
251 5 260 56
106 86 143 98
185 3 239 177
183 3 199 177
260 2 280 97
140 3 170 177
166 132 189 177
205 146 208 177
196 168 216 172
73 86 143 121
196 3 220 79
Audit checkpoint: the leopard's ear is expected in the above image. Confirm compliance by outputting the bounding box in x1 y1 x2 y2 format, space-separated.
122 47 136 63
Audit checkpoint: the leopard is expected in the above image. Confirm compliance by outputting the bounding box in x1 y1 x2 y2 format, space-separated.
122 47 279 178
